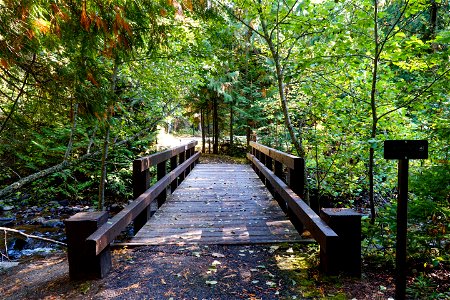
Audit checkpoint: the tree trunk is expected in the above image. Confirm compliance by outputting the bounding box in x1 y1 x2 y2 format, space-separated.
98 124 110 211
206 107 211 153
213 96 219 154
87 123 99 154
424 0 438 41
0 54 36 136
201 108 206 153
98 63 118 211
369 0 380 224
64 103 79 161
258 5 309 206
229 101 234 148
258 11 303 157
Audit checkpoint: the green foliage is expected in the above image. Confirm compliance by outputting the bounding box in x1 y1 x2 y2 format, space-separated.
0 1 448 288
363 194 450 270
410 165 450 204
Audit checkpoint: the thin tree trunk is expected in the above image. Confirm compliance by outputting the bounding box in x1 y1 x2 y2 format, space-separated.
64 103 79 161
369 0 380 224
98 124 110 211
258 4 309 205
87 123 99 154
229 101 234 148
201 108 206 153
258 10 303 157
207 107 211 153
0 54 36 136
98 63 118 211
213 96 219 154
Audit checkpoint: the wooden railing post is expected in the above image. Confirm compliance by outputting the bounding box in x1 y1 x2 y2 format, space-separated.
287 158 305 197
264 156 273 193
64 212 111 279
179 150 186 182
273 160 287 212
286 158 305 233
133 160 151 233
252 148 258 174
157 160 167 207
255 150 262 179
185 146 192 175
170 156 178 192
320 208 362 276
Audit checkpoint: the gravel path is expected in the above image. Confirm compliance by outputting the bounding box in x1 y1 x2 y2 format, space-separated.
0 243 403 299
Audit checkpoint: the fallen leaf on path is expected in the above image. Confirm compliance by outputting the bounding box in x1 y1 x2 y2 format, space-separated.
212 252 225 258
266 281 276 287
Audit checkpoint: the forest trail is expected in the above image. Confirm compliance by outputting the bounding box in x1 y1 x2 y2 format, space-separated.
155 127 201 150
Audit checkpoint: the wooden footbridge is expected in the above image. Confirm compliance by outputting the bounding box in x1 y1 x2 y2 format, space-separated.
65 141 361 280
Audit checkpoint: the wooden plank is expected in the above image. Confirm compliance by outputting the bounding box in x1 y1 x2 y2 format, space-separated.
131 163 303 245
139 220 293 228
87 152 200 255
135 227 299 236
116 237 309 246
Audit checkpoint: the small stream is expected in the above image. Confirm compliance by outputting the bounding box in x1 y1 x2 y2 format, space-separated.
0 201 133 262
0 202 91 260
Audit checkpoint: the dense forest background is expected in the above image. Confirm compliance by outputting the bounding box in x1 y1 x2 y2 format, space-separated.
1 0 449 294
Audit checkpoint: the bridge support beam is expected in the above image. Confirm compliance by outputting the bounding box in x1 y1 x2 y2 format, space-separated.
64 211 111 280
320 208 362 277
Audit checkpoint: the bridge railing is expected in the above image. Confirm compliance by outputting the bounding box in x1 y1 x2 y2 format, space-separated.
64 141 199 279
248 142 361 276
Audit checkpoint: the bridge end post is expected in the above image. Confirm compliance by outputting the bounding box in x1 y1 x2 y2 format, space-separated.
320 208 362 277
64 211 111 280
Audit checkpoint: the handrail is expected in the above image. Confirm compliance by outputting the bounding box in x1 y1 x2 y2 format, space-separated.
134 141 197 172
87 152 200 255
247 153 338 245
65 141 200 279
249 141 300 169
249 141 304 197
248 142 361 276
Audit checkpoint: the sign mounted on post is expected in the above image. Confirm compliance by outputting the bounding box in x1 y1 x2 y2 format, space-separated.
384 139 428 300
384 140 428 160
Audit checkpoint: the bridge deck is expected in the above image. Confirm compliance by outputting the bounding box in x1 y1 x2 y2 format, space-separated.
129 163 303 245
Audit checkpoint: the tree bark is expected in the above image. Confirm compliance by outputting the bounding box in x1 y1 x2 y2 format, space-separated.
64 103 79 162
98 63 118 211
201 108 206 153
213 96 219 154
258 5 303 157
229 101 234 148
0 54 36 136
369 0 379 224
87 123 99 154
98 124 110 211
207 107 211 153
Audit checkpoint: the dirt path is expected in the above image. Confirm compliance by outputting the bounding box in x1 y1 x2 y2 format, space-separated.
0 243 399 299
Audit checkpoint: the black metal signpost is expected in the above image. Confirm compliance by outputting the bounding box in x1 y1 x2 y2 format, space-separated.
384 140 428 300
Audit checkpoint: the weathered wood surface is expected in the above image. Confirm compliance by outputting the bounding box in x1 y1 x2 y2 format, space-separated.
129 164 304 245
